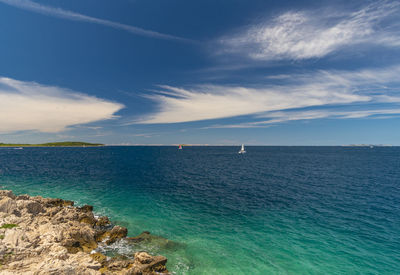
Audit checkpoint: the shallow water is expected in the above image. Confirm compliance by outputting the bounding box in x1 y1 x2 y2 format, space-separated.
1 146 399 274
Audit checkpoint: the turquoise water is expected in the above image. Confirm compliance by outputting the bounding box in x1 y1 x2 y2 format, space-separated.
0 146 399 274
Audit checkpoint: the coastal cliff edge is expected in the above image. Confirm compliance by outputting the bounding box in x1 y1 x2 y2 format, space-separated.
0 190 169 275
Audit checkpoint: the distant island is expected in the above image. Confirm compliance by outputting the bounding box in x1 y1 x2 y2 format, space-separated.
342 144 393 147
0 141 104 147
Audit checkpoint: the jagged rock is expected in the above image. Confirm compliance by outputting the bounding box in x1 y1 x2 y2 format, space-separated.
16 194 30 200
133 252 168 273
97 225 128 244
107 225 128 245
0 190 169 275
79 212 97 226
95 216 110 227
61 225 98 253
124 266 142 275
44 197 74 207
79 205 94 212
0 190 16 199
95 229 108 242
90 252 107 265
134 251 154 264
26 201 44 215
106 258 133 270
80 216 96 225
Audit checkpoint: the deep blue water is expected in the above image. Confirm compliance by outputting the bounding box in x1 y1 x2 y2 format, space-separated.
0 146 399 274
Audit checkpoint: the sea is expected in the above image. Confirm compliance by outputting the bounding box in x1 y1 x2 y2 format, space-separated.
0 146 399 274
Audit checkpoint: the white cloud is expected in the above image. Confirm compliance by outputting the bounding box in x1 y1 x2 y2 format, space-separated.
0 0 190 42
136 65 400 124
219 1 400 60
0 77 123 133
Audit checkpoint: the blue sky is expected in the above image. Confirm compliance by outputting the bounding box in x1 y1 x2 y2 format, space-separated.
1 0 400 145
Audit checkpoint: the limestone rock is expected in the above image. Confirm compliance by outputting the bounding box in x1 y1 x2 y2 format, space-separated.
26 201 44 215
0 190 16 199
61 225 98 253
16 194 30 200
79 212 96 226
133 252 168 273
106 226 128 245
0 190 170 275
97 225 128 244
134 251 154 264
95 216 110 227
44 197 74 207
0 197 17 214
79 204 94 212
90 252 107 265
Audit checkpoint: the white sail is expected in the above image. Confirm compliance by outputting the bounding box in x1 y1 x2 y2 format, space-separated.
238 144 246 154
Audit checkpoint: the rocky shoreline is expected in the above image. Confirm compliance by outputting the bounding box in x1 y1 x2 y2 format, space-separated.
0 190 169 274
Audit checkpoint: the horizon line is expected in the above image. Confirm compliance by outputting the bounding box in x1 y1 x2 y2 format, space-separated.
105 144 395 147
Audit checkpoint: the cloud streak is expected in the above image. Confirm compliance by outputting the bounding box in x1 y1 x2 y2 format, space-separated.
0 77 124 133
136 65 400 124
219 1 400 60
0 0 191 42
209 108 400 128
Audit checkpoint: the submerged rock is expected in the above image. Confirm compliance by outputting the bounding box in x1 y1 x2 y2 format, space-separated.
0 190 169 274
126 231 152 243
127 231 182 251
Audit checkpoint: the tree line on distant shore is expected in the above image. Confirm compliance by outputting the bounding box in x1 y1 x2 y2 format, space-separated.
0 141 104 147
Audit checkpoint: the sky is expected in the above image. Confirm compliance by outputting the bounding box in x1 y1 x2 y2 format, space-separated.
0 0 400 145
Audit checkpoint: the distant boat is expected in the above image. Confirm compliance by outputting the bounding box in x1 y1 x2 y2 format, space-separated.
238 144 246 154
14 147 23 150
178 144 183 150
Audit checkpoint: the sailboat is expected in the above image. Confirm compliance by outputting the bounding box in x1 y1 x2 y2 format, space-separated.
178 144 183 150
238 144 246 154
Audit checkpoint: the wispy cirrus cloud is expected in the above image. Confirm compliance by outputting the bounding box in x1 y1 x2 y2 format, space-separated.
219 1 400 60
135 65 400 125
0 0 191 42
138 84 368 124
208 108 400 128
0 77 123 133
